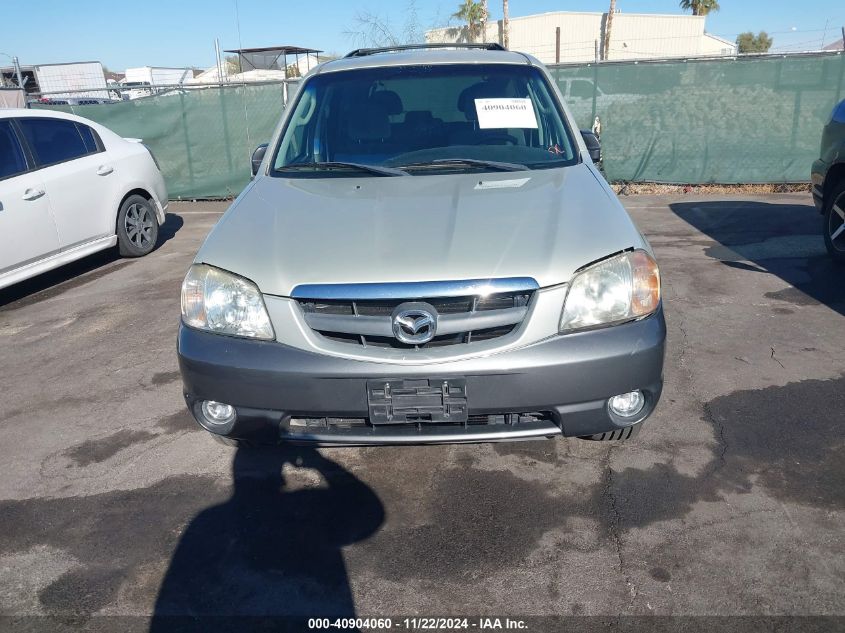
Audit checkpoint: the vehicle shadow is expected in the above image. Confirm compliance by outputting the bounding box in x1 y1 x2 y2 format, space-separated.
149 445 385 632
0 213 183 309
154 213 184 251
669 200 845 317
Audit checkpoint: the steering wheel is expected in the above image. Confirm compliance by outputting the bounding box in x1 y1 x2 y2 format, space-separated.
474 133 519 146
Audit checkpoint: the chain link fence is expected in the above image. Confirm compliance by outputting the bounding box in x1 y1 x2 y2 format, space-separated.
36 82 293 198
36 51 845 198
551 51 845 183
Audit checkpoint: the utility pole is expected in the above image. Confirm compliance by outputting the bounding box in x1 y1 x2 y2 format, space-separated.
12 56 23 90
555 27 561 64
214 38 224 86
555 26 560 64
842 27 845 50
502 0 510 49
603 0 616 61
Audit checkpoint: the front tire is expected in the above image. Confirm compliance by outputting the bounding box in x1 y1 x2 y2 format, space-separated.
823 180 845 265
117 194 159 257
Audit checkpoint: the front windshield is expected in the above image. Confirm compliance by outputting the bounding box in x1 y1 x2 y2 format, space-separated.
271 63 578 175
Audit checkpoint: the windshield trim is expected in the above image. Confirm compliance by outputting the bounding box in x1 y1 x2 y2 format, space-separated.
276 161 409 177
268 63 582 179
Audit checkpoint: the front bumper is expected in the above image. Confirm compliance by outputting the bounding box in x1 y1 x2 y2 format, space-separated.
177 308 666 445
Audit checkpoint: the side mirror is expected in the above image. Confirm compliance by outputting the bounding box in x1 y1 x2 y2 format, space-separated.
251 143 269 177
580 130 602 164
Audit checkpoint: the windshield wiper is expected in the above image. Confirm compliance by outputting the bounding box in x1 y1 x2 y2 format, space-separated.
278 161 408 177
397 158 528 172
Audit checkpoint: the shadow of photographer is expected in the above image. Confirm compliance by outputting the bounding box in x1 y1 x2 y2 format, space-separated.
151 444 384 630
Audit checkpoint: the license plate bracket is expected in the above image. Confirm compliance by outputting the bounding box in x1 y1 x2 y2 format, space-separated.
367 378 468 425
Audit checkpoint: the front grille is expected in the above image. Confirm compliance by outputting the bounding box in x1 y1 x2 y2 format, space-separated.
302 294 527 317
297 290 533 349
287 411 552 430
317 324 519 348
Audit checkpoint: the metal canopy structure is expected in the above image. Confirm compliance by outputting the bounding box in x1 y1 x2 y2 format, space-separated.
224 45 322 78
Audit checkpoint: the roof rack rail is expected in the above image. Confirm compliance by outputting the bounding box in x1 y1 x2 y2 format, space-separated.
344 43 507 58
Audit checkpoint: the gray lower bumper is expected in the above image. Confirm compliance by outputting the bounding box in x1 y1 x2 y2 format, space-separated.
177 308 666 445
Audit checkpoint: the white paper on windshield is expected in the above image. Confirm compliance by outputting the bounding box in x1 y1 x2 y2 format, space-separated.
474 98 538 129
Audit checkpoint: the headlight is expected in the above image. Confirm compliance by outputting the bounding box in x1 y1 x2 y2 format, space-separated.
181 264 274 339
560 250 660 333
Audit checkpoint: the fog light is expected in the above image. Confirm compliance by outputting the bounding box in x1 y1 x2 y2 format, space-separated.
201 400 236 426
608 390 645 418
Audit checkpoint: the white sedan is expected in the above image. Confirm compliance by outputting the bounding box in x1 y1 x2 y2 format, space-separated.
0 109 168 290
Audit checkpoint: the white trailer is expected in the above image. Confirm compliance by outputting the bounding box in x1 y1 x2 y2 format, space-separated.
32 61 109 99
122 67 193 99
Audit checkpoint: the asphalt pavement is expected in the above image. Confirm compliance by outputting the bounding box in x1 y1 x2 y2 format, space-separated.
0 194 843 630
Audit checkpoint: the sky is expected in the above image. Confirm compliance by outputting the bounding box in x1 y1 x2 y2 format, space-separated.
1 0 844 71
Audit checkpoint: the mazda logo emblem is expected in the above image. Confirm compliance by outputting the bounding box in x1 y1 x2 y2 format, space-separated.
391 302 438 344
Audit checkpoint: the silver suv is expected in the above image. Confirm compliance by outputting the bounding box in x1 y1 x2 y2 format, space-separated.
177 44 666 446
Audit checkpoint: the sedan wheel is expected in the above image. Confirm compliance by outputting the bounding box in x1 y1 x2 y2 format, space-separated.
125 203 155 249
117 194 159 257
829 200 845 246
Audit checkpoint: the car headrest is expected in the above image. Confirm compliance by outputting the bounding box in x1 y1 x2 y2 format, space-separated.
346 104 391 142
457 82 507 121
404 110 435 125
369 90 403 115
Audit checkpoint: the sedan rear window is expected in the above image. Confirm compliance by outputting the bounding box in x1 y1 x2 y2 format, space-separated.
0 121 28 180
18 118 90 167
77 124 101 154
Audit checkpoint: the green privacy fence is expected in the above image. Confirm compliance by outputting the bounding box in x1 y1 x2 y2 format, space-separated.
40 83 289 198
42 52 845 197
551 51 845 183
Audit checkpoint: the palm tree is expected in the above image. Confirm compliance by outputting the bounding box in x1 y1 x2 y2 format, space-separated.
502 0 509 48
453 0 485 43
679 0 720 16
603 0 616 61
480 0 488 43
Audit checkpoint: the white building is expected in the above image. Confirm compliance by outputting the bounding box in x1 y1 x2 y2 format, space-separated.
426 11 737 65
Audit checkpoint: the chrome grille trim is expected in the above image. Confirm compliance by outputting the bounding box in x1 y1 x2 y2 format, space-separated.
290 277 539 300
303 305 528 337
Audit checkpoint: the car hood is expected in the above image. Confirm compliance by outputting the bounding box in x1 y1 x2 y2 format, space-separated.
196 165 645 296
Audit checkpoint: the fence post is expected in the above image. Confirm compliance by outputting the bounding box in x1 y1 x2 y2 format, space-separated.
218 86 234 179
178 91 197 195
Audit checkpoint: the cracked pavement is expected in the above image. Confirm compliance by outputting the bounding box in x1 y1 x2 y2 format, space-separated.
0 194 843 623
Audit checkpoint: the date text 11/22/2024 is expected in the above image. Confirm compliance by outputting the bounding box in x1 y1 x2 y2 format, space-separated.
307 617 529 630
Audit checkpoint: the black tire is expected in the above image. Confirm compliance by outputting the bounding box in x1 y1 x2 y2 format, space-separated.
116 194 159 257
823 179 845 265
579 423 642 442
